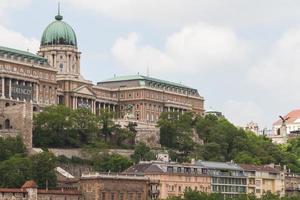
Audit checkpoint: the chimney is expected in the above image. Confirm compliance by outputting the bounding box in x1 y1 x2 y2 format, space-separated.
191 158 195 165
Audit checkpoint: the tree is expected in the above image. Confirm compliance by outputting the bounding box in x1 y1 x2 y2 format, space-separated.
0 136 26 161
71 108 99 144
0 156 32 188
30 152 57 188
131 143 156 163
33 105 73 147
93 153 132 172
33 105 100 148
158 111 196 154
98 109 115 142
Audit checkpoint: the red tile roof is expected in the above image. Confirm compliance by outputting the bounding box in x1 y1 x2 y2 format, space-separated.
37 189 81 195
239 164 280 173
21 180 38 189
0 188 26 193
273 109 300 125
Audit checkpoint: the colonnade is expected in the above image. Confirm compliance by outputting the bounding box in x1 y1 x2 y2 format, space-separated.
71 95 117 115
0 76 38 102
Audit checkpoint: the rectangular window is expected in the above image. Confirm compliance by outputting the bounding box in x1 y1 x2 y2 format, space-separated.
136 193 142 200
111 193 115 200
177 167 181 173
101 192 106 200
167 166 174 173
128 193 133 200
119 193 124 200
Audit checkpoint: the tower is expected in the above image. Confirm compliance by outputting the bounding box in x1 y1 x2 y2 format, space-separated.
38 8 81 79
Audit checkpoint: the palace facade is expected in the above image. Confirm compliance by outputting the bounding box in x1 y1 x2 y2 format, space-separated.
0 12 204 125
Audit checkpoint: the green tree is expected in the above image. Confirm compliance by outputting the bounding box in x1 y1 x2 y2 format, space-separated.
71 108 99 144
158 111 196 155
131 143 155 163
93 153 132 172
33 105 73 147
30 152 57 188
0 156 32 188
98 109 115 142
0 136 26 161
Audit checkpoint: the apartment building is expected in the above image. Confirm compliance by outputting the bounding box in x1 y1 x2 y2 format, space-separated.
196 161 247 198
124 161 211 199
239 164 285 197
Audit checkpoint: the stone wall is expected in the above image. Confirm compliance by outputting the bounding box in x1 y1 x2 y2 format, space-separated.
0 100 33 149
116 119 161 148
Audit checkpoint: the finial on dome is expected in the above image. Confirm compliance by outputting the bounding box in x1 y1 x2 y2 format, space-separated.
55 2 63 21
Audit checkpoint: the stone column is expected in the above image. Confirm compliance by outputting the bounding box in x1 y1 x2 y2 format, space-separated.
92 100 95 114
36 84 39 103
72 96 75 109
75 97 77 109
8 78 11 99
1 77 4 98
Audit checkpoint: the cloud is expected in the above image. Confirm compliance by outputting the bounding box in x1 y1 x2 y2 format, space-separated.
0 0 32 24
222 100 264 126
0 25 39 53
111 23 246 75
63 0 300 28
248 27 300 102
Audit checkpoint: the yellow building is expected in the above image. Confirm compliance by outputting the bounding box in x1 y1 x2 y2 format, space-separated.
124 161 211 199
239 164 285 197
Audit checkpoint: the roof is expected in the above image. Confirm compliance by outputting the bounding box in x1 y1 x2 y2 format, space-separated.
239 164 280 173
21 180 38 188
125 163 163 174
273 109 300 125
0 188 27 193
196 161 243 171
98 75 194 90
38 189 81 195
41 14 77 47
0 46 47 63
81 173 149 181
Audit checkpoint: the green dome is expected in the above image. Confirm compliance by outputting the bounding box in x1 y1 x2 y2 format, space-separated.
41 14 77 47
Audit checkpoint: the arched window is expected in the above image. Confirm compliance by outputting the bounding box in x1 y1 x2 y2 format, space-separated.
5 103 9 107
4 119 10 129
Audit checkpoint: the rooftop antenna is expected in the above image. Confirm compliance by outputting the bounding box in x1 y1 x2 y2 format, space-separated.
55 2 63 20
58 2 61 15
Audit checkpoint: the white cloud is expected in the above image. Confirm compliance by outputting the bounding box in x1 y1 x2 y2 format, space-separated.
0 0 32 24
63 0 300 28
112 23 246 75
248 27 300 102
0 25 39 53
222 100 264 127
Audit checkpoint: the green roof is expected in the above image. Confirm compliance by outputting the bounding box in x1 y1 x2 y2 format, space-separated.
0 46 47 64
99 75 194 90
41 14 77 47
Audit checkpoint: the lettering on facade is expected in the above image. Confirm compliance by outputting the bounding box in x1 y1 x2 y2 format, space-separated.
11 83 32 99
77 100 92 109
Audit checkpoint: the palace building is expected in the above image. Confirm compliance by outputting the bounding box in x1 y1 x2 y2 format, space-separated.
0 11 204 125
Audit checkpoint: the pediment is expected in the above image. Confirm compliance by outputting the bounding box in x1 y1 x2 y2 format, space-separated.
73 85 95 96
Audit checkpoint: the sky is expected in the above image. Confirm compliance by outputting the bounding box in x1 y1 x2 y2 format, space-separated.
1 0 300 129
